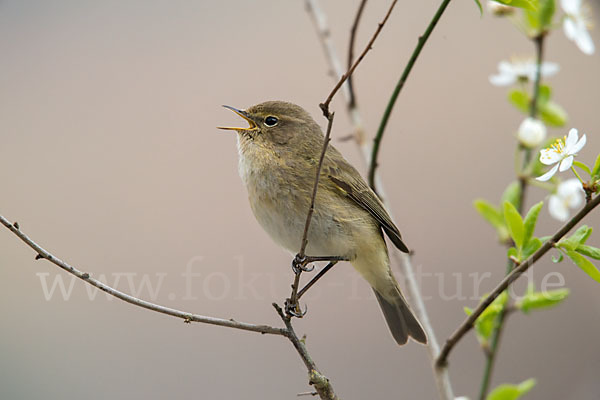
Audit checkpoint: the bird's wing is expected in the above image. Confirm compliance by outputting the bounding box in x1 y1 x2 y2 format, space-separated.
324 157 409 253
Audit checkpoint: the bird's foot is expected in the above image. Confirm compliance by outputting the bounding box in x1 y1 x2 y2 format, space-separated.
285 297 307 318
292 254 315 274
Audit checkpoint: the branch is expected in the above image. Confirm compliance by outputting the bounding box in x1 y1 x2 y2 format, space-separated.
0 214 341 399
317 0 398 118
368 0 453 189
0 215 285 335
436 192 600 367
274 304 339 400
347 0 368 109
304 1 454 399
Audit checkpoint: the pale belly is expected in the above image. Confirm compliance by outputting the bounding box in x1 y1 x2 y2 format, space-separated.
238 148 359 259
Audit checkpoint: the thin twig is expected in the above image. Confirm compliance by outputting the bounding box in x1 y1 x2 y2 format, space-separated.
297 261 338 300
287 113 336 318
305 1 454 399
479 33 547 400
0 215 285 336
368 0 453 189
319 0 398 118
437 193 600 367
347 0 368 109
274 304 339 400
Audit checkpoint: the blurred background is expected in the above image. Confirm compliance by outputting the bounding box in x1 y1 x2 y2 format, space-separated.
1 1 599 399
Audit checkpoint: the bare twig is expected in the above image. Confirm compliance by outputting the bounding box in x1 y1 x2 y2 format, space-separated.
368 0 453 189
0 215 285 335
437 193 600 367
318 0 398 118
347 0 369 109
274 304 339 400
298 113 336 257
304 2 454 399
0 214 342 399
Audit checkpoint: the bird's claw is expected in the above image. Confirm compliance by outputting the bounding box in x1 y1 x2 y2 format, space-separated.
292 254 314 274
285 298 307 318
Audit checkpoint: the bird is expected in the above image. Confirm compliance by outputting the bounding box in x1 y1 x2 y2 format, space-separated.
218 100 427 345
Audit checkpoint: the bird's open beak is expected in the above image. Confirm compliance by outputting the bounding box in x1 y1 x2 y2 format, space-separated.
217 105 257 131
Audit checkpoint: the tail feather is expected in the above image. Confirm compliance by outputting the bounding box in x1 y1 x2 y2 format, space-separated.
374 289 427 345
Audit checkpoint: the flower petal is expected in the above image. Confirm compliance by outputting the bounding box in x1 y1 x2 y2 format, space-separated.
539 148 562 165
565 128 579 148
537 163 560 181
570 134 587 154
489 73 515 86
560 0 581 15
540 62 560 77
559 155 574 171
563 18 579 41
575 27 595 55
549 195 569 221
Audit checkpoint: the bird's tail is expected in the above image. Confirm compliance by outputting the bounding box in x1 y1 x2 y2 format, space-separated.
373 286 427 345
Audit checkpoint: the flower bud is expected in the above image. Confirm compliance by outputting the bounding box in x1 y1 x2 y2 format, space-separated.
517 118 546 148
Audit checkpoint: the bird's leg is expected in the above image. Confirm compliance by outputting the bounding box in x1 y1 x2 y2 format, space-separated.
286 255 348 318
297 261 338 300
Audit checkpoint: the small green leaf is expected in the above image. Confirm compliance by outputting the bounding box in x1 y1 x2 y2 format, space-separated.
523 202 543 247
508 89 530 113
591 153 600 179
501 181 521 212
487 378 536 400
504 201 525 249
537 84 551 105
566 250 600 284
522 237 542 259
517 288 570 313
540 100 568 127
538 0 556 30
572 225 592 244
475 200 510 242
474 0 483 14
577 244 600 260
573 160 591 175
559 225 592 250
552 252 564 263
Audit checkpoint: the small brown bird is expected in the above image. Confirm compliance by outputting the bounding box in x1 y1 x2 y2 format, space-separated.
219 101 426 345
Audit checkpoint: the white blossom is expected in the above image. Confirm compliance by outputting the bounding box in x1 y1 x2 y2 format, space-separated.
489 59 559 86
561 0 595 55
549 179 584 221
537 128 587 181
518 118 547 148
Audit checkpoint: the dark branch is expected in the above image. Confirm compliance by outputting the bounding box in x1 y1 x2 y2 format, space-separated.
0 215 286 336
437 193 600 367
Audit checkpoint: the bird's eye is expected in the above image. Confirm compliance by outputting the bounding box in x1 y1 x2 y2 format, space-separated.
264 116 279 127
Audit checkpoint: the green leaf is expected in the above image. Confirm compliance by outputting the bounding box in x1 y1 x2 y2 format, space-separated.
540 100 568 127
504 201 525 249
573 160 591 175
475 199 509 242
487 378 536 400
566 250 600 284
538 0 556 29
537 84 551 105
507 246 519 262
474 0 483 14
591 153 600 179
494 0 538 11
559 225 592 250
501 181 521 212
577 244 600 260
517 288 569 313
523 202 543 247
522 237 542 259
552 252 564 263
508 89 530 113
